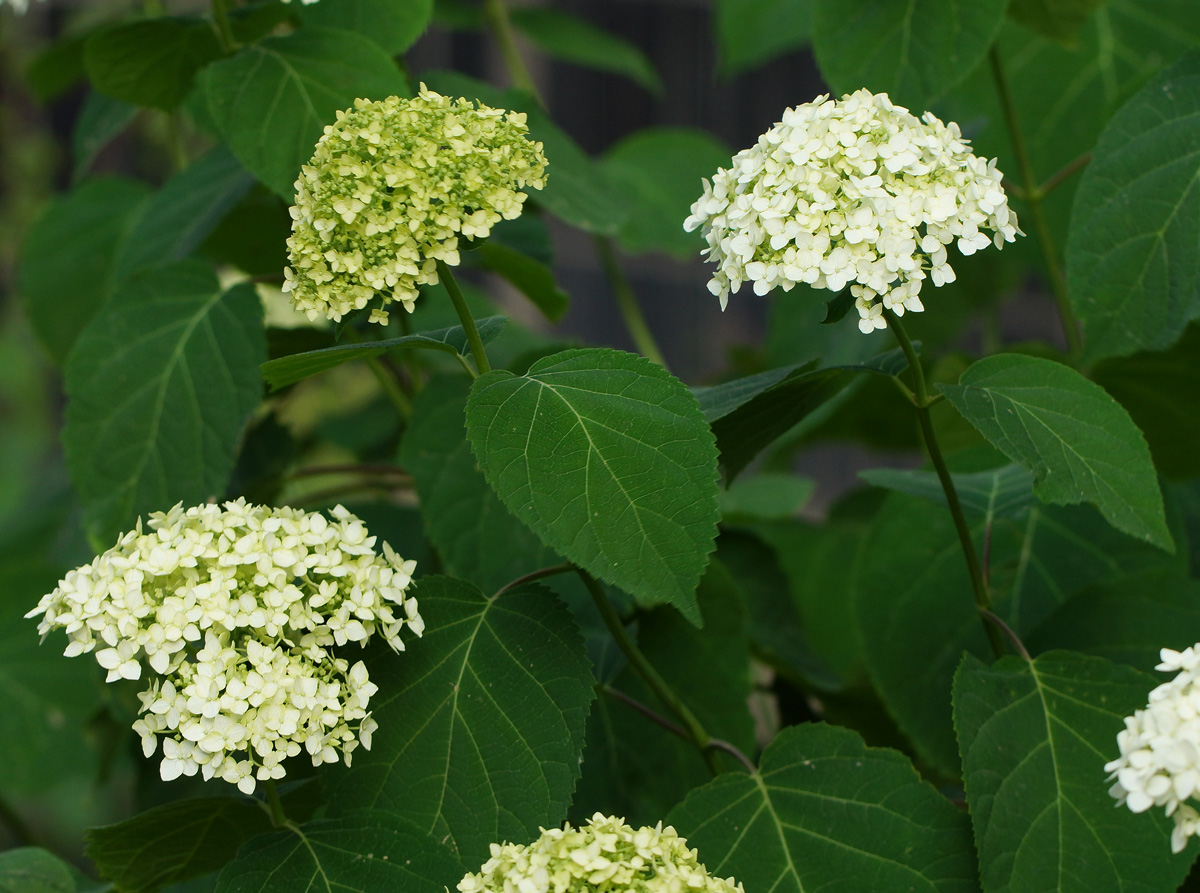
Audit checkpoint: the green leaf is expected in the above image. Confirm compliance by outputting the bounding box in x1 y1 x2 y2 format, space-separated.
72 92 138 182
715 0 812 77
113 145 256 282
400 375 560 593
0 848 75 893
821 288 855 324
25 34 88 103
858 463 1035 518
1027 570 1200 672
476 242 569 322
19 177 150 365
86 798 274 893
330 577 594 863
465 348 720 624
719 472 814 523
298 0 433 54
573 559 755 826
214 811 466 893
201 27 409 198
954 651 1194 892
63 261 266 545
510 7 662 93
812 0 1008 108
84 17 223 111
694 361 850 480
1092 324 1200 479
601 127 733 259
421 71 628 235
666 723 978 893
939 353 1172 551
1067 51 1200 364
261 317 507 391
856 492 1180 776
1008 0 1102 43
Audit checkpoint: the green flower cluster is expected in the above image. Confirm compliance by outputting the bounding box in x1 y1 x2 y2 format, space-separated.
457 813 744 893
284 86 548 325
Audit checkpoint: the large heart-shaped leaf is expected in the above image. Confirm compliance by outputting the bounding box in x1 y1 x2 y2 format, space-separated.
859 463 1035 519
465 348 720 623
667 723 978 893
939 353 1171 552
201 27 408 198
0 848 75 893
812 0 1008 108
954 651 1194 892
84 17 222 111
63 261 265 545
297 0 433 54
1066 51 1200 363
714 0 813 77
330 577 594 864
510 7 662 93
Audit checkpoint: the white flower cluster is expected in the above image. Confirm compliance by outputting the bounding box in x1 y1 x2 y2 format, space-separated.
684 88 1020 333
457 813 744 893
284 86 548 326
1106 645 1200 853
1 0 42 12
27 499 422 794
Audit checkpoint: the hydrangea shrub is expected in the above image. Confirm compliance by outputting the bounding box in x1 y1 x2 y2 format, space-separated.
5 1 1200 892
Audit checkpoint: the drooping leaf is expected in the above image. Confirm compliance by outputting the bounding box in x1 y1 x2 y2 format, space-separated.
86 798 275 893
714 0 813 77
1027 570 1200 673
939 353 1172 551
812 0 1009 108
113 145 256 282
19 177 150 365
84 17 223 111
1008 0 1103 43
476 242 569 322
63 261 266 545
858 463 1035 518
421 71 628 235
71 92 138 182
667 723 978 893
856 492 1181 776
1067 51 1200 363
573 560 754 826
1092 323 1200 479
200 27 408 198
0 848 75 893
330 577 594 863
214 811 466 893
465 348 720 624
298 0 433 54
261 316 507 391
25 33 88 103
602 127 733 259
400 375 559 594
719 472 814 523
954 651 1194 892
510 7 662 93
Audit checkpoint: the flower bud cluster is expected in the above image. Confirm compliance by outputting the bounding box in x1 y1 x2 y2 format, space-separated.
28 499 422 794
457 812 744 893
1107 645 1200 853
284 87 548 326
684 88 1019 332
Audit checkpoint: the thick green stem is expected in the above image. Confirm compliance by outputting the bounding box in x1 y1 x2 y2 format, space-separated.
595 235 668 369
210 0 238 53
438 261 491 375
494 562 574 598
483 0 540 102
884 309 1006 659
577 569 723 775
988 47 1081 358
263 778 288 828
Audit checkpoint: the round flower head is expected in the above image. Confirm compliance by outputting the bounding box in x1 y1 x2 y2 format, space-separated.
27 499 423 794
1106 644 1200 853
684 88 1020 333
457 812 744 893
284 86 548 325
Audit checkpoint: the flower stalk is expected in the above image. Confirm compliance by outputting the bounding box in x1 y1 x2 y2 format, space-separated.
439 261 491 375
595 235 668 368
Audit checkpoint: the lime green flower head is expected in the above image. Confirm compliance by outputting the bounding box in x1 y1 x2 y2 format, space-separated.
457 813 744 893
284 86 548 325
